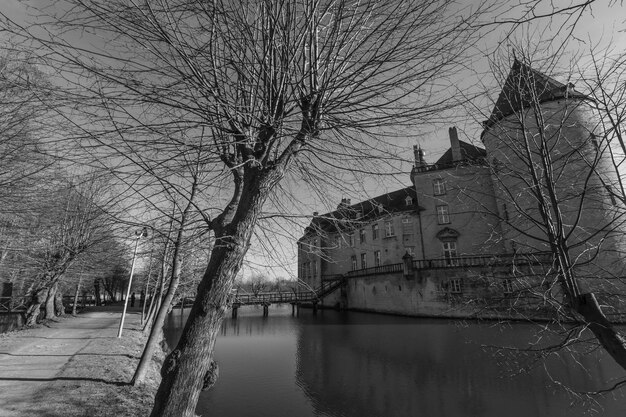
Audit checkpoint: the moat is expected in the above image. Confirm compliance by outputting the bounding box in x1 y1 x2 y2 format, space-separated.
164 306 626 417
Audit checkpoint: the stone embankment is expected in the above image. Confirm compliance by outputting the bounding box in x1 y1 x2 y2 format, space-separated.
0 305 162 416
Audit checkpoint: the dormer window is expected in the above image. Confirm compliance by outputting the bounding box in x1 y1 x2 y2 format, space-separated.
405 196 413 206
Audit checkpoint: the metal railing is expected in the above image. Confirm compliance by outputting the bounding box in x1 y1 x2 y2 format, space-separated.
229 279 344 306
412 253 552 270
0 296 29 313
324 252 553 280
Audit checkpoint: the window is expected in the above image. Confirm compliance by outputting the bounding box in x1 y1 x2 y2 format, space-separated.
436 205 450 224
405 196 413 206
402 217 413 224
384 221 395 237
450 279 462 293
433 178 446 195
442 242 457 266
349 234 355 247
335 235 342 248
374 250 381 266
372 223 379 240
351 255 357 271
359 229 366 244
312 261 317 277
361 253 367 269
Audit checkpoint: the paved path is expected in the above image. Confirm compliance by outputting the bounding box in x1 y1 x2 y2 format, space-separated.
0 306 141 415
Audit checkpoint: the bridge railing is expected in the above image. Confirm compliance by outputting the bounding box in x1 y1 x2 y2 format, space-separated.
230 291 314 305
0 296 29 313
229 279 345 306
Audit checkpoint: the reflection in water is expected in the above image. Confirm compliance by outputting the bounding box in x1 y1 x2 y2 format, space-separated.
164 306 626 417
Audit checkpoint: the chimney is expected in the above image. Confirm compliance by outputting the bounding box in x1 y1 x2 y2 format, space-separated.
337 198 351 210
449 127 462 162
413 144 426 168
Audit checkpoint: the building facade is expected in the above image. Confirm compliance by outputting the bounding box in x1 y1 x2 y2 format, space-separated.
297 61 626 320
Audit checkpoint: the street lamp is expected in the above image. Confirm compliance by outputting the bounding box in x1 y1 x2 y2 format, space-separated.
117 227 148 338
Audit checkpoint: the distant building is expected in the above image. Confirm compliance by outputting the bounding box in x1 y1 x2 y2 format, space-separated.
297 60 626 320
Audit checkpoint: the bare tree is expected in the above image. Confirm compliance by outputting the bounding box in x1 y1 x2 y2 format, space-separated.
22 175 118 325
480 51 626 380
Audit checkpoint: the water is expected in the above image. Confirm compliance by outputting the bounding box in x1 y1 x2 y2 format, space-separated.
164 305 626 417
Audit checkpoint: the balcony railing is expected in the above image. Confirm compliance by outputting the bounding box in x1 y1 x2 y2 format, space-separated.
323 252 552 280
412 253 552 270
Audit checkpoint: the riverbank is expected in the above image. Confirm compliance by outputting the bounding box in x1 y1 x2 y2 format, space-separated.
0 305 162 417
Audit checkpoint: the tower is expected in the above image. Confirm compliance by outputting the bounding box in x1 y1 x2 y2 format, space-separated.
481 59 626 302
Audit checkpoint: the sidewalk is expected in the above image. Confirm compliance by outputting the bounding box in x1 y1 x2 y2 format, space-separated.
0 305 161 417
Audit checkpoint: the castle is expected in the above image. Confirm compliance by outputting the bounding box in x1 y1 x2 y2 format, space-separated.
297 60 626 320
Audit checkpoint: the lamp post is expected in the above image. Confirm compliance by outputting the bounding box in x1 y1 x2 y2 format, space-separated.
117 227 148 338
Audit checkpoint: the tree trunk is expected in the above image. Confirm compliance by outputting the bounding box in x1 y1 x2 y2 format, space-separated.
25 287 48 326
54 289 65 316
45 283 57 319
72 281 80 315
135 184 197 384
94 280 102 306
150 169 277 417
576 293 626 370
133 254 182 384
150 240 244 416
143 269 165 333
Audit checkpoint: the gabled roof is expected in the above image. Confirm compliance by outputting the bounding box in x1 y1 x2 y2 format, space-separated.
483 59 590 129
301 187 421 239
434 140 487 165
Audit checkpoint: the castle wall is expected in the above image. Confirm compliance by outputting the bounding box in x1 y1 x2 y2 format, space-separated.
412 165 504 258
322 267 558 320
299 209 422 289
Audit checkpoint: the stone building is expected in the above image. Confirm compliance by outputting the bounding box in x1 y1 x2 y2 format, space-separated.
297 60 626 320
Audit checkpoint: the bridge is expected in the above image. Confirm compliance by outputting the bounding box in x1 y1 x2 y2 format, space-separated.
229 278 345 317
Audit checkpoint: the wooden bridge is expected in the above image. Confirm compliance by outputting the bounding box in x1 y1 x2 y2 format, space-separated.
0 296 28 314
229 279 344 317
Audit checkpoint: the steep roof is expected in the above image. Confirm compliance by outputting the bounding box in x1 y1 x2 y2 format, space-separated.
483 59 590 129
434 140 487 165
301 187 420 239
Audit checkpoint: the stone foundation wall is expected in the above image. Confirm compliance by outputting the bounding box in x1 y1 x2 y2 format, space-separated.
323 266 558 320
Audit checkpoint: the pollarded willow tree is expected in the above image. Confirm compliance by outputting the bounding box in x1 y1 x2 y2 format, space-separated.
21 175 119 325
3 0 491 414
